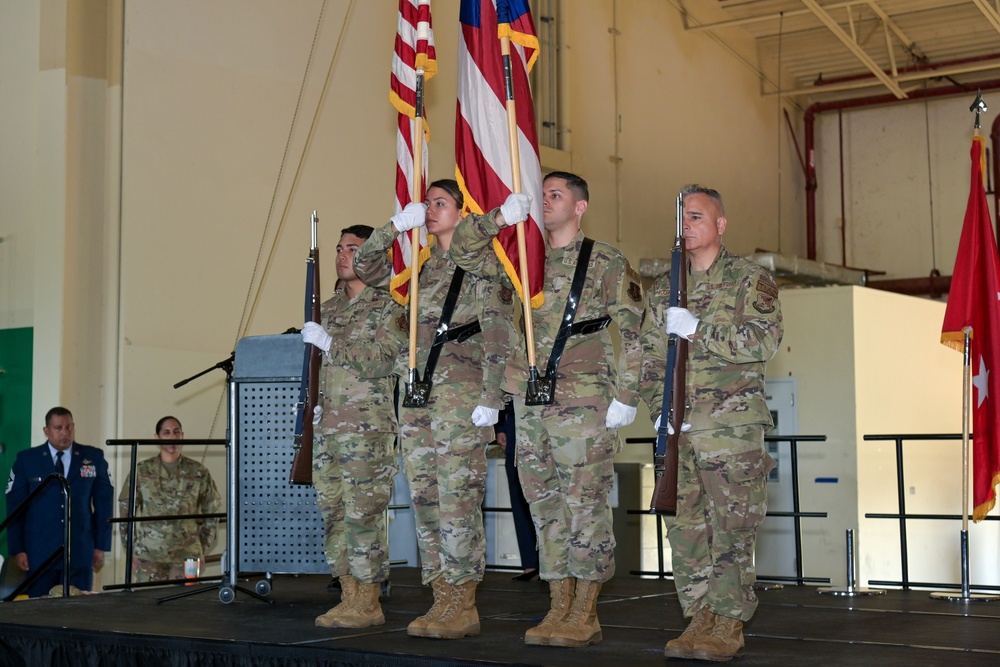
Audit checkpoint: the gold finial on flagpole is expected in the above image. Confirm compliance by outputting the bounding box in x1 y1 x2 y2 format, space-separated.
970 90 987 134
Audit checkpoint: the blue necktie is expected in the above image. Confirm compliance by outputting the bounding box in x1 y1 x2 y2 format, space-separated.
54 450 64 475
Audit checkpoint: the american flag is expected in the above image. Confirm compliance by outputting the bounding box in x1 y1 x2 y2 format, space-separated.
389 0 436 305
941 134 1000 521
456 0 545 307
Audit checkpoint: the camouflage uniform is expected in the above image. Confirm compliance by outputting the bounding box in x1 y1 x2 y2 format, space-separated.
314 284 401 584
118 455 221 583
450 213 644 583
640 245 782 622
354 220 512 586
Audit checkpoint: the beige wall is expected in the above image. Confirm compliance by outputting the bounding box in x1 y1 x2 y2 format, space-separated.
8 0 994 589
767 287 859 583
108 2 806 464
853 287 999 586
813 93 998 279
1 0 62 421
768 286 997 587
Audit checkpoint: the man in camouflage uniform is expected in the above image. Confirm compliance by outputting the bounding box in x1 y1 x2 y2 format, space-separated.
640 185 782 662
301 224 401 629
350 179 513 640
450 172 645 648
118 416 221 583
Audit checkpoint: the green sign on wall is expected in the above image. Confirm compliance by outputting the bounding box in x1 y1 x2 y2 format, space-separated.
0 327 33 558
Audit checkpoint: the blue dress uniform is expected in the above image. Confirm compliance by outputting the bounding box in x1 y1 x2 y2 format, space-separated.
5 442 114 597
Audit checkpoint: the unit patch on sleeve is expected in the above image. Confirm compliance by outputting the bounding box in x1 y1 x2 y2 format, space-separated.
752 276 779 314
626 266 643 303
628 282 642 303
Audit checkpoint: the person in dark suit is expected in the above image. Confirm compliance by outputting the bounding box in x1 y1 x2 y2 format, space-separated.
495 403 538 581
5 406 114 597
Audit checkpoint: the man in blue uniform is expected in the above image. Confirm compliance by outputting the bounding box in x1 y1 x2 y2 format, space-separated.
5 407 114 597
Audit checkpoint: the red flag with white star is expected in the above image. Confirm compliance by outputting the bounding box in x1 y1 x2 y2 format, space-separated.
941 134 1000 521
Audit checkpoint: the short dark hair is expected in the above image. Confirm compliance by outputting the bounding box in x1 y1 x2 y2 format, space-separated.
681 184 726 215
426 178 465 210
155 415 182 434
45 406 72 427
544 171 589 202
340 225 374 240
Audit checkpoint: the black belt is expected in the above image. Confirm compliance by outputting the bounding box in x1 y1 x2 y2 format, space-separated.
445 319 482 343
569 315 611 337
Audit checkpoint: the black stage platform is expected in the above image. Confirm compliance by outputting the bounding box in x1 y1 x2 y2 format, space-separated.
0 568 997 666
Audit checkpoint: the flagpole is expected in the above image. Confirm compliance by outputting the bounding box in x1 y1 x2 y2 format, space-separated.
407 69 425 393
930 92 999 602
962 327 972 540
929 328 996 601
499 34 539 374
963 102 981 544
961 328 971 591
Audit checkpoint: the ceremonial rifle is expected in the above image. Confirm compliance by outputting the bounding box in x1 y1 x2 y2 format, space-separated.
651 195 687 511
290 211 320 485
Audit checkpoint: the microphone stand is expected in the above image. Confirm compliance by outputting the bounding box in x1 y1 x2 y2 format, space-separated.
158 350 272 605
173 353 235 389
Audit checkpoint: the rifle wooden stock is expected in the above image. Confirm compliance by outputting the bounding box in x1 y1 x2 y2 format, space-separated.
290 234 321 485
651 327 686 511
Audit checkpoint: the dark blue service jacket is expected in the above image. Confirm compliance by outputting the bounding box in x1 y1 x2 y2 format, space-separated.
5 442 114 585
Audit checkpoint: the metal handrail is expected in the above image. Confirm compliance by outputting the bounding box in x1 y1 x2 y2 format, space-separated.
863 433 1000 590
105 438 227 590
625 434 830 585
0 472 72 599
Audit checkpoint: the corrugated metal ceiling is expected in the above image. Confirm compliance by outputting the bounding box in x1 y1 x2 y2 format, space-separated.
683 1 1000 101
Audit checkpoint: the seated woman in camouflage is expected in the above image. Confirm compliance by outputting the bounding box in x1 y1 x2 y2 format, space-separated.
118 416 221 582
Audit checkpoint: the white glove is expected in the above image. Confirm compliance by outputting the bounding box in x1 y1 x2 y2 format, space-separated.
654 415 692 435
302 321 332 353
471 405 500 428
311 405 323 425
499 193 531 226
605 399 637 429
666 306 699 340
391 202 428 232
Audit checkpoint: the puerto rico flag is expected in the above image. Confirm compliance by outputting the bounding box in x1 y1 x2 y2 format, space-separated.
456 0 545 307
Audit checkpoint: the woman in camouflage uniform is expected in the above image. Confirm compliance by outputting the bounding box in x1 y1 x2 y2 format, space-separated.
118 416 221 583
351 179 513 640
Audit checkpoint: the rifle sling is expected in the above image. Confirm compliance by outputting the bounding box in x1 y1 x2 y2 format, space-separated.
422 267 480 383
543 237 602 378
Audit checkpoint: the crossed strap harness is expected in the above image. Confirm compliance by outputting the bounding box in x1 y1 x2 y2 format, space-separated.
540 237 611 378
421 266 482 384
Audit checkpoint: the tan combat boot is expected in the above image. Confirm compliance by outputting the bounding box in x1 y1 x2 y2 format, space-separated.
315 574 359 627
329 581 385 628
407 577 450 637
691 613 745 662
664 606 715 659
524 578 575 646
548 579 602 647
424 580 481 639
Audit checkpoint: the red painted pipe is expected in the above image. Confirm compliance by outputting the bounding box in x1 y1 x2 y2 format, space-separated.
813 53 1000 87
